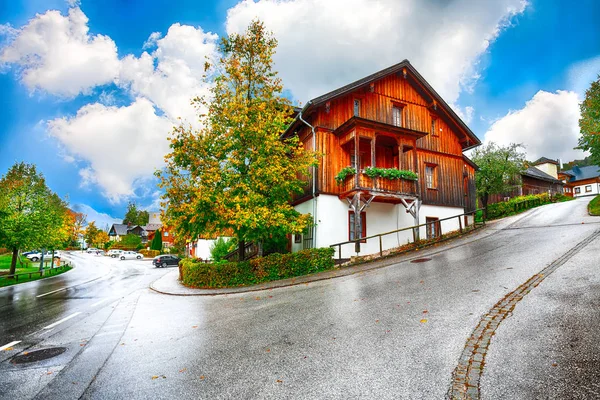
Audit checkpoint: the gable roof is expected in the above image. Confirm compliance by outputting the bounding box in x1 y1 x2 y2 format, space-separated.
522 166 562 184
532 156 559 166
143 223 162 232
561 165 600 182
290 59 481 150
109 224 129 236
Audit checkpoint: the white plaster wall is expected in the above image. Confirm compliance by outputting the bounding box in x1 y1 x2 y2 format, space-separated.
573 183 600 197
418 204 465 240
195 239 215 260
535 163 558 179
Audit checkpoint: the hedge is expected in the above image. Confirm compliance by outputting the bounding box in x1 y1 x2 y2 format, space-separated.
180 247 335 288
140 249 160 258
486 193 552 220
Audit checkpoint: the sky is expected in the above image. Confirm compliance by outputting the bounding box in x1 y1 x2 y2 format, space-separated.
1 0 599 227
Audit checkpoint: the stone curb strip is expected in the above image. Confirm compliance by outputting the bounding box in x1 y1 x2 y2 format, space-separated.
447 228 600 400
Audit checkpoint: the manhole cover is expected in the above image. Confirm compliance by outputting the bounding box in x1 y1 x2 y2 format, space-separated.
11 347 67 364
411 258 432 263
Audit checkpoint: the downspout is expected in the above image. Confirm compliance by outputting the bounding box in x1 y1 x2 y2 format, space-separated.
298 102 317 248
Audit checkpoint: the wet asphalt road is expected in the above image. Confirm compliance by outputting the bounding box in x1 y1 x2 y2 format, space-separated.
0 197 599 399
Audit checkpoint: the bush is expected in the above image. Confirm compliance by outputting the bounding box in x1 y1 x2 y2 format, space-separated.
486 194 552 220
140 249 160 258
180 247 335 288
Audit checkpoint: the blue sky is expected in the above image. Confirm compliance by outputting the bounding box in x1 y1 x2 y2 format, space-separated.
1 0 599 227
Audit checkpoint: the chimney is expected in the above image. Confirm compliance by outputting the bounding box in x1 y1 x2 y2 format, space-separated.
127 222 131 228
558 158 563 170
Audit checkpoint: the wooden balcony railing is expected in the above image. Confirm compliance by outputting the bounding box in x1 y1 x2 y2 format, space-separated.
340 172 417 197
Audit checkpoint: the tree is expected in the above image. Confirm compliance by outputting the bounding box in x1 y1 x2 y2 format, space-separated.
150 229 163 251
121 233 142 250
0 163 67 275
471 142 526 218
122 202 149 226
84 222 101 248
576 75 600 165
159 20 316 261
72 212 87 248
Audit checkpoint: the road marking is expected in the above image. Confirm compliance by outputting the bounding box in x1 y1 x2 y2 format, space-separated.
43 312 81 330
36 276 104 298
0 341 21 351
90 298 112 307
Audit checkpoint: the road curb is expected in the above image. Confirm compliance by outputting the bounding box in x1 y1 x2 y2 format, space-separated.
149 224 499 296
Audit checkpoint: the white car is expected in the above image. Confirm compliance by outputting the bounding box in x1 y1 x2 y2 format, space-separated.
26 251 59 262
119 251 143 260
107 249 124 258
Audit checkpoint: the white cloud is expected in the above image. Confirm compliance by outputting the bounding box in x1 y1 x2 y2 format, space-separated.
71 203 121 230
484 90 586 162
225 0 527 105
47 98 174 203
142 31 162 49
0 7 119 97
118 24 218 126
568 55 600 98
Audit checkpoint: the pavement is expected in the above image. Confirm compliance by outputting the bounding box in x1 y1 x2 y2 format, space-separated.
1 197 599 399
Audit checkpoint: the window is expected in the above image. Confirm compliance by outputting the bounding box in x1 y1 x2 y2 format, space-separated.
164 232 169 237
425 164 437 189
392 106 402 127
575 187 581 194
585 185 592 192
294 234 302 244
349 211 367 242
353 99 361 117
426 217 440 239
431 118 438 136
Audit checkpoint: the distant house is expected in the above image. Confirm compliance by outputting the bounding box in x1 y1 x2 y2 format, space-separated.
489 157 564 204
559 165 600 197
108 223 148 243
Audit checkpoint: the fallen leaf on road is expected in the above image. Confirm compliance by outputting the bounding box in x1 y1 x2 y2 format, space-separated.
151 376 159 380
552 363 558 367
276 379 283 383
375 320 380 323
192 326 198 329
422 310 428 314
179 368 187 373
266 349 270 352
419 280 424 284
3 347 13 351
200 375 205 380
420 319 428 323
268 296 273 298
47 371 53 375
255 297 261 300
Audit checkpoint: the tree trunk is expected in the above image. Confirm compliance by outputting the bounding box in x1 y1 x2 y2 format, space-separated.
9 247 18 276
238 239 245 262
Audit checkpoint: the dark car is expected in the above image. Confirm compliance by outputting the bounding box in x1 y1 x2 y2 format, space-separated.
153 255 180 268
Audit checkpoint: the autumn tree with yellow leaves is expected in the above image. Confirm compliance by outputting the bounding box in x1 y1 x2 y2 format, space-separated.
158 20 316 261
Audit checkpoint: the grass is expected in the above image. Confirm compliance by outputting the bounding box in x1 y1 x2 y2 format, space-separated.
589 195 600 216
0 254 72 287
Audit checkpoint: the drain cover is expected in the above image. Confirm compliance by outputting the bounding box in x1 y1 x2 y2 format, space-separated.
411 258 432 263
11 347 66 364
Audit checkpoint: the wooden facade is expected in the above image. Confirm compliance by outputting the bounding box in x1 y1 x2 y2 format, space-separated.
287 61 480 211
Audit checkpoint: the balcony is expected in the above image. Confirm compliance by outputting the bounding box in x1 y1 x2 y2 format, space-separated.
338 170 418 203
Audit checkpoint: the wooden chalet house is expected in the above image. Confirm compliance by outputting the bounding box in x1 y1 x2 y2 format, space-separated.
559 165 600 197
283 60 481 258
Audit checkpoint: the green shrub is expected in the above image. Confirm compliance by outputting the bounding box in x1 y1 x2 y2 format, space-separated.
180 247 335 288
486 194 552 220
210 237 234 262
262 232 290 255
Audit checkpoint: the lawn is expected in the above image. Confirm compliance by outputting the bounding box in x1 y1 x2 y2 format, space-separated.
589 194 600 216
0 254 70 287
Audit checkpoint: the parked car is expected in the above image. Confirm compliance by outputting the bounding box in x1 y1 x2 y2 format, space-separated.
21 250 40 257
152 255 181 268
120 251 143 260
26 251 59 262
86 247 100 254
107 249 124 258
